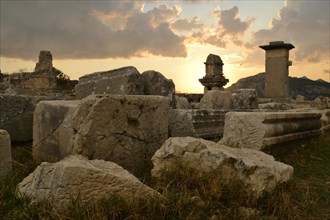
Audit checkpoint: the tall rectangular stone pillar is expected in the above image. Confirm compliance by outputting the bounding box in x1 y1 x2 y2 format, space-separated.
260 41 294 99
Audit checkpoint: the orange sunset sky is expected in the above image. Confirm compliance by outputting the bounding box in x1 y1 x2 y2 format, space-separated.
1 0 329 93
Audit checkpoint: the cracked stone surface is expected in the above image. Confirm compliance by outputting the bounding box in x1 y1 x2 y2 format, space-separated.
151 137 294 196
17 155 161 210
33 100 80 162
70 94 170 175
199 90 233 110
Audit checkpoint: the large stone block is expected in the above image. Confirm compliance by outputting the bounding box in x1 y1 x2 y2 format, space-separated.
199 90 232 109
70 94 170 175
231 89 258 110
312 96 330 109
0 129 12 178
169 109 227 140
141 70 176 108
0 94 56 142
75 66 144 99
175 96 191 109
141 70 175 96
220 112 322 150
152 137 293 196
18 155 161 210
33 100 80 162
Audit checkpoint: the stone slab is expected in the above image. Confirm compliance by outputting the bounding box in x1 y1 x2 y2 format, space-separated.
220 112 322 150
199 90 232 110
169 109 227 141
18 155 161 210
75 66 144 99
152 137 293 197
33 100 80 162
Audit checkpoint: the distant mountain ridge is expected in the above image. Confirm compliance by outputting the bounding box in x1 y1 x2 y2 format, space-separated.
226 73 330 100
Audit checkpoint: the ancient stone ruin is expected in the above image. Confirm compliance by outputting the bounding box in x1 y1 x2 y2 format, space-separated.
34 50 53 73
0 43 328 212
260 41 295 100
1 51 76 95
199 54 229 93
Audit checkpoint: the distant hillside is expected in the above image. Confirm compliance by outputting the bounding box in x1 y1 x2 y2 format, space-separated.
226 73 330 100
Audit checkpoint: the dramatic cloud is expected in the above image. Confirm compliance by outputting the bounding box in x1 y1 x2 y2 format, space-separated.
252 0 329 63
0 1 187 60
190 6 254 48
172 16 203 32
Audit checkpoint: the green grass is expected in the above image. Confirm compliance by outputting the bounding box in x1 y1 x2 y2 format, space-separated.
1 133 329 219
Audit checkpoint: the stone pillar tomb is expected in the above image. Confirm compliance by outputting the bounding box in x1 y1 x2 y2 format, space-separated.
199 54 229 94
260 41 294 100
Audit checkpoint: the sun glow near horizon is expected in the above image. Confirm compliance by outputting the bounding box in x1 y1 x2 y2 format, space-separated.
1 1 329 92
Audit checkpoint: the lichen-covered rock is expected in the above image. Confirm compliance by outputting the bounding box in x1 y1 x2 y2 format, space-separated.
0 129 12 178
151 137 293 196
71 94 170 175
199 90 232 110
231 89 257 110
17 155 160 209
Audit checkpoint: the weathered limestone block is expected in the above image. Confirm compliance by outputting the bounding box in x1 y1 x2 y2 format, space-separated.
152 137 293 196
17 155 161 210
296 95 305 101
290 109 330 131
220 112 322 150
258 102 291 111
33 100 80 162
231 89 258 110
141 70 176 108
169 109 227 140
141 70 175 96
175 96 191 109
0 94 56 142
0 129 12 178
312 96 330 109
321 109 330 131
75 66 144 99
199 90 232 109
71 94 170 175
